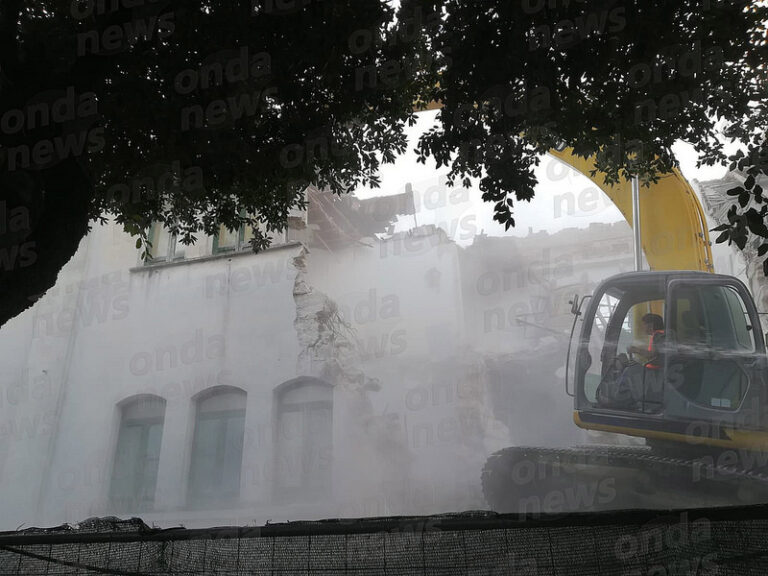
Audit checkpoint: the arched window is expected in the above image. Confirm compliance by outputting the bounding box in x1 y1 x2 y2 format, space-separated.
187 387 246 506
110 395 166 512
275 379 333 496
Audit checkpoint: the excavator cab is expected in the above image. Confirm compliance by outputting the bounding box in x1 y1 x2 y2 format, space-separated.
483 271 768 513
568 271 768 449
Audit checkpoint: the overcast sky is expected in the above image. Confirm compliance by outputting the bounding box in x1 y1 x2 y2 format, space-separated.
354 110 739 243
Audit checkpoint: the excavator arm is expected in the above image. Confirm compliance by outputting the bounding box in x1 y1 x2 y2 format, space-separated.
548 148 714 273
414 109 714 272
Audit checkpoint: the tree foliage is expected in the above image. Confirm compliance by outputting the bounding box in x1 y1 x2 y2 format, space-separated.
0 0 767 328
710 104 768 274
416 1 767 230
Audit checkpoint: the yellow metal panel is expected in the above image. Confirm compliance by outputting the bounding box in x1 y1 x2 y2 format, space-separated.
720 429 768 452
572 412 768 451
548 148 714 273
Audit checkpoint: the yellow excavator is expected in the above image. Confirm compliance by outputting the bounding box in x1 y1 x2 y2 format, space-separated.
480 146 768 513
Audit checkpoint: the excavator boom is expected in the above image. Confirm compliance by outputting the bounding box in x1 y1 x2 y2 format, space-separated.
547 148 714 273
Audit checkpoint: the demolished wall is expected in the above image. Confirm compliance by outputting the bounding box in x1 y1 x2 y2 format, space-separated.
292 246 413 516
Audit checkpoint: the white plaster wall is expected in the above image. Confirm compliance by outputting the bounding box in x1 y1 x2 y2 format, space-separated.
0 222 100 530
36 222 307 527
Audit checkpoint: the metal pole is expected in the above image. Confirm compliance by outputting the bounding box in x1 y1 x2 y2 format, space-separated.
632 175 642 271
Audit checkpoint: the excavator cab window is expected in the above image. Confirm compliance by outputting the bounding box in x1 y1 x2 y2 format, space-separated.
667 282 755 410
669 284 755 354
579 277 761 414
581 285 665 410
582 289 623 403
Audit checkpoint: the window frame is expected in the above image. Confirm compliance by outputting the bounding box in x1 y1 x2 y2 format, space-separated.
213 212 289 255
142 204 306 264
581 287 666 406
109 396 166 513
187 387 247 508
668 280 761 356
665 279 763 413
145 221 185 264
274 379 333 500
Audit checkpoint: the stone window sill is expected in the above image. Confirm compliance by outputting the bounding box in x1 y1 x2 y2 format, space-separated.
130 241 304 273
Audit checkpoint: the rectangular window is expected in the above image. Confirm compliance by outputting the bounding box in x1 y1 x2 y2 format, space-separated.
671 285 756 353
110 397 165 512
146 222 184 263
581 286 665 409
275 381 333 497
583 292 621 403
668 282 754 410
213 209 291 255
722 286 756 352
188 411 246 502
187 389 247 507
213 222 243 254
143 210 299 264
276 402 332 493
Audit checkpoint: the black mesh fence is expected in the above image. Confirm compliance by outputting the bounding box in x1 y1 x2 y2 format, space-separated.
1 506 768 575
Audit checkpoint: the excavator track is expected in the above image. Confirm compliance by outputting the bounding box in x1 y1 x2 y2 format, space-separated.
481 445 768 514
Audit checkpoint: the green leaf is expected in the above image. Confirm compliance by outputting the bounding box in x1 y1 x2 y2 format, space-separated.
746 209 768 237
715 230 730 244
758 244 768 257
135 238 142 249
745 175 756 189
739 193 750 208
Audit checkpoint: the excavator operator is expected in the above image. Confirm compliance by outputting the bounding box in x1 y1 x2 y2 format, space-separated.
598 313 666 410
627 313 665 369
